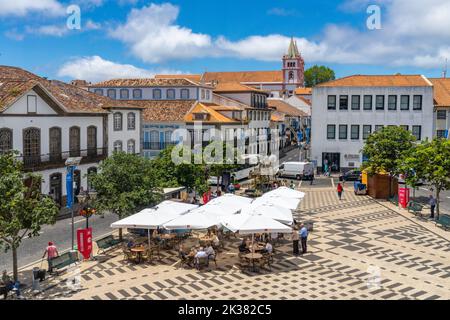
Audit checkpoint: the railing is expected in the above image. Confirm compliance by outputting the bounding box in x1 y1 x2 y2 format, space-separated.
18 148 107 170
143 142 177 150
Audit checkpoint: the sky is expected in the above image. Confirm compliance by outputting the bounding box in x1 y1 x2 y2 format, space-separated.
0 0 449 82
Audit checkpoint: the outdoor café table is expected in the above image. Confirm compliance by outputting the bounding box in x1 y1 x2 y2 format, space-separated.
130 246 146 264
160 234 176 240
244 253 263 272
249 244 265 252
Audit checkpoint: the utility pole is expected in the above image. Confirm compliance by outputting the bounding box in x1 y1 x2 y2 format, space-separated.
443 58 448 78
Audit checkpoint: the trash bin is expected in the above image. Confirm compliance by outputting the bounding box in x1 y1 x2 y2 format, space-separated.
32 267 41 291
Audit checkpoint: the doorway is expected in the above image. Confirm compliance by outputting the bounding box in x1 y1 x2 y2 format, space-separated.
49 173 62 206
322 152 340 172
74 169 81 202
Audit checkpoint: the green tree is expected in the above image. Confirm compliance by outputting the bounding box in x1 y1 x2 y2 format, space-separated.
400 138 450 219
206 141 239 191
361 126 416 197
304 65 335 87
0 152 59 281
89 152 162 240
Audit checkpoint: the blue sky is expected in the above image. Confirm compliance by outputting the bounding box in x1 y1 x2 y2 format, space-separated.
1 0 449 82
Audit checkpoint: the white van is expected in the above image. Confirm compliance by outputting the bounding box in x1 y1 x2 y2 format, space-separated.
277 161 314 180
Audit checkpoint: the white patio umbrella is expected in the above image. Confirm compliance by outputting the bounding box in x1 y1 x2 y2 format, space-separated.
240 203 293 225
203 194 253 216
262 187 305 199
163 206 221 230
251 196 301 210
220 214 292 235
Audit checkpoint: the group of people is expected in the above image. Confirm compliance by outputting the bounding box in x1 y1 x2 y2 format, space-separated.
179 243 216 267
238 238 273 255
291 223 308 256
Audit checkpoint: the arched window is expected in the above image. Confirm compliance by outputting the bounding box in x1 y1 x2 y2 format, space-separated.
164 131 173 147
23 127 40 166
107 89 116 99
167 89 175 99
150 130 159 150
288 71 294 81
113 112 123 131
87 126 97 157
181 89 189 99
127 112 136 130
133 89 142 99
153 89 162 99
49 127 61 161
113 140 123 152
0 128 13 154
69 126 80 157
120 89 129 99
127 139 135 154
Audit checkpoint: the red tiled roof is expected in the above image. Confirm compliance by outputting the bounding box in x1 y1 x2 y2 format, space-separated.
125 100 196 122
213 82 268 94
155 74 202 82
429 78 450 107
91 78 209 87
203 71 283 83
316 75 432 87
267 99 308 117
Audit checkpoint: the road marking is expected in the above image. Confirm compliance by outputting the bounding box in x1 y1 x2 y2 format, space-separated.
23 231 43 239
298 180 302 189
420 187 430 191
331 178 335 188
70 219 85 225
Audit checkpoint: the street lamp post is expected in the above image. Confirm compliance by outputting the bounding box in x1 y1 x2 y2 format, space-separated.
65 157 82 251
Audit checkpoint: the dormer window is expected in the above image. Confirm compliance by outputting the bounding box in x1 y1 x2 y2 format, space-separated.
193 113 208 121
107 89 116 99
120 89 129 99
167 89 175 99
206 90 210 100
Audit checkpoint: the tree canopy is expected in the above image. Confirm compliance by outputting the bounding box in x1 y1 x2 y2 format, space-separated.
0 152 59 281
304 65 336 87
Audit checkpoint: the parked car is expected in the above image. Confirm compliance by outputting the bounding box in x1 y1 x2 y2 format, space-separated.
339 170 362 181
277 161 314 180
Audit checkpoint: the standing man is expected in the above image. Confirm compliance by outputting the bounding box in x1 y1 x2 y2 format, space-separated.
292 227 300 255
300 224 308 254
42 242 59 274
429 195 436 219
337 183 344 200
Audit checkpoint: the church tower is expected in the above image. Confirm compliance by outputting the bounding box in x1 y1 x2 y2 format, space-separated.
282 37 305 96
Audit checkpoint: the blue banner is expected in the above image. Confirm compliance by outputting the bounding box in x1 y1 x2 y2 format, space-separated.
297 131 303 142
66 166 74 209
305 128 311 144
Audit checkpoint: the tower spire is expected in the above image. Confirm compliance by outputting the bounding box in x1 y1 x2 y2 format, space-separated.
287 37 299 58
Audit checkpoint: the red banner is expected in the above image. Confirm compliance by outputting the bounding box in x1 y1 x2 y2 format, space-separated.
399 187 410 208
77 227 93 260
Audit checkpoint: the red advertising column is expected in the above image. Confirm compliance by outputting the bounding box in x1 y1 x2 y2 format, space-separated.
398 187 410 208
77 228 93 260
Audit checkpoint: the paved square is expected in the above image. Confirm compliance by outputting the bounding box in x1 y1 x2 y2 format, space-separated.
35 185 450 300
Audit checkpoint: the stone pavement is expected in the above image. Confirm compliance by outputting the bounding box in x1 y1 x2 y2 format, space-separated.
24 184 450 300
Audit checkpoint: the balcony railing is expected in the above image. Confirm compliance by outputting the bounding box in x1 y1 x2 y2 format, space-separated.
18 148 107 170
143 142 176 150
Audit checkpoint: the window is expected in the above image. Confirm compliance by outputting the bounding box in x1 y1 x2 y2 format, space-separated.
376 95 385 110
206 90 210 100
363 95 373 110
113 112 123 131
388 95 397 110
437 130 447 138
167 89 175 99
94 89 103 96
27 95 37 113
113 141 123 152
400 125 409 131
339 95 348 110
69 126 80 157
375 125 384 132
339 125 348 140
164 131 173 146
201 89 205 99
400 95 409 110
413 95 422 110
437 110 447 120
327 95 336 110
127 112 136 130
120 89 129 100
49 127 61 161
181 89 189 99
327 125 336 139
363 125 372 140
23 128 40 165
0 128 13 154
412 126 422 140
351 95 360 110
107 89 116 99
87 126 97 156
132 89 142 99
153 89 162 99
127 139 135 154
351 125 360 140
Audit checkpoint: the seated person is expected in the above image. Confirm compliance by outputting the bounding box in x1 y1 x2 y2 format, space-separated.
261 241 273 254
205 245 215 259
126 239 135 249
212 235 220 247
194 247 208 264
179 244 187 259
238 239 250 253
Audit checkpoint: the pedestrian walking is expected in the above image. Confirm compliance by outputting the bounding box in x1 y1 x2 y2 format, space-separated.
290 180 295 189
337 183 343 200
429 195 436 219
310 174 314 185
300 224 308 254
42 242 59 273
292 227 300 255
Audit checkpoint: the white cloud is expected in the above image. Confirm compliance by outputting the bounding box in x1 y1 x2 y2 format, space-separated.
26 25 68 37
4 29 25 41
0 0 65 16
57 55 182 82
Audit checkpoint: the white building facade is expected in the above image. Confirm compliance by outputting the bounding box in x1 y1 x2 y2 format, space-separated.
311 75 434 172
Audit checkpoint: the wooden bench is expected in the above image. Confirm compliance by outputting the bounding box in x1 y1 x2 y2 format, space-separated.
96 235 122 254
407 201 424 217
435 215 450 230
51 251 79 274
